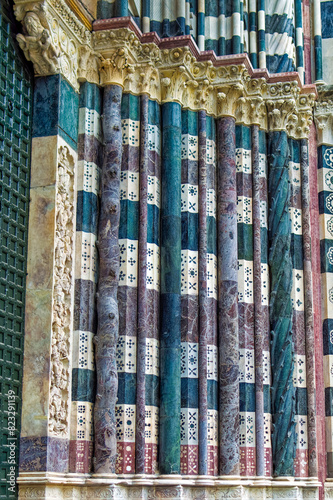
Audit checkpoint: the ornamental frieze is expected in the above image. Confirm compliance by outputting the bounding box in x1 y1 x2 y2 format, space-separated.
13 0 316 136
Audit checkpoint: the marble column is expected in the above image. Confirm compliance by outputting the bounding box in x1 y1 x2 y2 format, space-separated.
217 116 239 476
94 84 123 474
160 101 182 474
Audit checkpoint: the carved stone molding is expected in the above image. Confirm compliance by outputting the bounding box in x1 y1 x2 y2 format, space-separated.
315 98 333 146
49 144 75 438
17 481 323 500
13 0 96 89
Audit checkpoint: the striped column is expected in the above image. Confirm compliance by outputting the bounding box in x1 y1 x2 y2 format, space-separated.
218 0 226 55
257 0 266 69
268 129 296 476
295 0 304 83
185 0 191 35
205 0 218 53
180 109 199 475
160 101 182 475
232 0 241 53
236 125 256 477
177 0 186 35
198 0 205 51
249 0 257 67
71 82 102 473
300 138 318 478
217 116 239 476
313 0 323 81
135 95 161 474
142 0 150 33
258 130 272 477
317 135 333 476
206 116 219 476
289 138 309 477
116 93 140 473
253 128 272 477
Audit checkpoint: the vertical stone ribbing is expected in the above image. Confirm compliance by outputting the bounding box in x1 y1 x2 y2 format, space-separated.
198 110 208 475
160 101 182 474
135 94 149 474
252 124 265 477
94 84 122 474
300 138 318 477
217 116 239 476
268 130 296 476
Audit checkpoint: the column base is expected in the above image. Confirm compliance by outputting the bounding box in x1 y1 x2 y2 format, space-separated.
17 473 322 499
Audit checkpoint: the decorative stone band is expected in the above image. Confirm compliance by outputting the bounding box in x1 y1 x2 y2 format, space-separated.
49 145 76 440
13 0 316 134
16 475 323 499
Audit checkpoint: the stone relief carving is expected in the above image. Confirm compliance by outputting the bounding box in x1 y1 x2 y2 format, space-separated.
49 145 75 437
16 10 59 74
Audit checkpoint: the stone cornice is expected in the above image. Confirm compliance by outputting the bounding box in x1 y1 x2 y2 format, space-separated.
13 1 317 136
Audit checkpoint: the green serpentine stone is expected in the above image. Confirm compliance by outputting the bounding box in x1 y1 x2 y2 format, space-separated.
268 130 296 476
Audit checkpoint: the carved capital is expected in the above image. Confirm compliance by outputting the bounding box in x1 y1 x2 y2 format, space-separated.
99 48 129 87
160 67 188 104
216 83 244 118
314 98 333 145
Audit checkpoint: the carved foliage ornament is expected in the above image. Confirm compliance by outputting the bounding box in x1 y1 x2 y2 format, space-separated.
49 145 75 437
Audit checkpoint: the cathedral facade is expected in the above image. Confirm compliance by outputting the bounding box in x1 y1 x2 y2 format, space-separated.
1 0 333 498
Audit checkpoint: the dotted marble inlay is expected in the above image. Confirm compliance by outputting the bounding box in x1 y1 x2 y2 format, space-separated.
260 200 267 228
181 250 198 295
120 171 139 202
148 124 161 154
116 335 137 373
291 268 304 312
78 107 102 141
238 260 253 304
236 148 252 174
293 354 307 388
239 348 255 383
116 404 136 442
181 184 199 213
146 243 160 291
72 330 94 371
207 344 218 381
145 338 159 377
75 232 97 283
261 263 269 306
181 408 198 445
259 153 266 177
147 175 161 208
296 415 308 450
119 239 138 288
145 405 159 444
290 161 301 186
239 411 256 446
181 342 198 378
237 196 252 225
207 253 217 300
181 134 198 161
324 354 333 388
264 413 272 448
207 410 218 446
70 401 94 441
77 160 100 195
206 139 216 165
289 207 303 235
263 350 271 385
122 119 140 146
207 188 217 218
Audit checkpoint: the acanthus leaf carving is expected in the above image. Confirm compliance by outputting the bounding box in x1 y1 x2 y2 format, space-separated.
161 66 188 104
99 48 129 87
